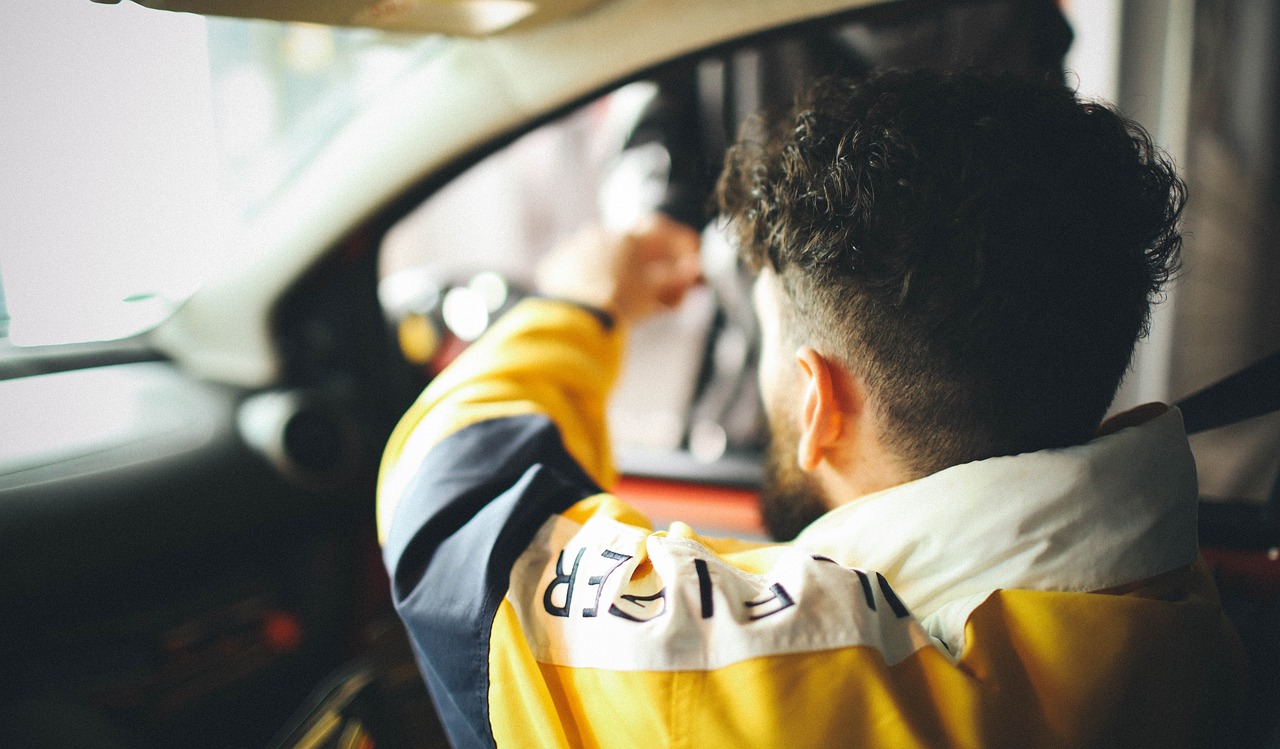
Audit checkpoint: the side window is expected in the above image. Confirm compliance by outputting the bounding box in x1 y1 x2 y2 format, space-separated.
376 80 765 470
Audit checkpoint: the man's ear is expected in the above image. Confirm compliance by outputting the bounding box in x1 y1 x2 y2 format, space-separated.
794 347 845 472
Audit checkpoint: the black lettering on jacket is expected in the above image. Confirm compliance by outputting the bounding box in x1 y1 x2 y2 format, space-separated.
609 589 667 622
745 584 795 621
583 550 632 617
694 558 714 619
876 573 910 619
543 548 585 617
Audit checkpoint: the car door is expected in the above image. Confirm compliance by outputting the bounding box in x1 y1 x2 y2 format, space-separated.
0 5 499 748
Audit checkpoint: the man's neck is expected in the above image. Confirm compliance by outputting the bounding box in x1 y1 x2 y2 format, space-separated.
817 439 915 509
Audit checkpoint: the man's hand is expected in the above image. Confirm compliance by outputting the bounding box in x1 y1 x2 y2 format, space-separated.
536 212 703 326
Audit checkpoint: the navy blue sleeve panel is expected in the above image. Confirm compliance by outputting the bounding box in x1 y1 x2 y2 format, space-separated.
383 414 603 749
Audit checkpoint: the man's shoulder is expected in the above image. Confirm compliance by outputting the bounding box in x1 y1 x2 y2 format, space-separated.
506 509 941 672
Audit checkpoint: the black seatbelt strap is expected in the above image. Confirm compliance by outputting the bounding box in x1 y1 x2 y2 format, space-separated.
1176 348 1280 435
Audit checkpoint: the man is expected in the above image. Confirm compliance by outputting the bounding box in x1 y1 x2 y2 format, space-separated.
378 70 1242 748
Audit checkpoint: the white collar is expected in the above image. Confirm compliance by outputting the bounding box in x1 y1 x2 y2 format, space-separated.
792 407 1199 644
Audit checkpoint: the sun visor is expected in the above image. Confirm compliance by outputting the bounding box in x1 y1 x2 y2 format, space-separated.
108 0 606 35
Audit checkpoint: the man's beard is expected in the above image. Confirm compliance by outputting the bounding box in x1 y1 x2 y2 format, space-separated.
759 411 830 542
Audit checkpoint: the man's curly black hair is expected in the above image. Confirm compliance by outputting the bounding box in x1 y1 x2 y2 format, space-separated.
718 69 1185 474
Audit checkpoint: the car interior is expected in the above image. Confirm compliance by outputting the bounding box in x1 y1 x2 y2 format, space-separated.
1 0 1278 747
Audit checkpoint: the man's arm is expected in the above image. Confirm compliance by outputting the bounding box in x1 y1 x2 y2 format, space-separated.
379 215 701 538
375 220 699 747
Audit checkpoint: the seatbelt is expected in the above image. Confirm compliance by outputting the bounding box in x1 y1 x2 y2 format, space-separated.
1176 348 1280 435
1176 347 1280 528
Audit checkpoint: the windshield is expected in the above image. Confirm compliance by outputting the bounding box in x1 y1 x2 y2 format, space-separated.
0 2 442 348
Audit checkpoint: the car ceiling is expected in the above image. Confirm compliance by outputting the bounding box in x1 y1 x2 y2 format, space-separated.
136 0 887 388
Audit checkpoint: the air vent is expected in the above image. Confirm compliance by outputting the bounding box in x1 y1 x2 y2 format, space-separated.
236 390 359 490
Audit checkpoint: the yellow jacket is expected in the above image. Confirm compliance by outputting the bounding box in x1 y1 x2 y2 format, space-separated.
378 299 1243 748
